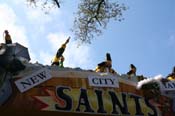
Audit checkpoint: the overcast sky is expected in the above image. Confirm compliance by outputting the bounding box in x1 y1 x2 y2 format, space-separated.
0 0 175 78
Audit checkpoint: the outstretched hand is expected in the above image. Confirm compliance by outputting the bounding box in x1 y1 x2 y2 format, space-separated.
65 36 70 44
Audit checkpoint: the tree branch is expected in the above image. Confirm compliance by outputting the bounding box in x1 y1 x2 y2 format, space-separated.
87 0 105 26
53 0 60 8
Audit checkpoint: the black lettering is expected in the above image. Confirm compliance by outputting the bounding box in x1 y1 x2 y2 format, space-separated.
100 78 107 84
163 83 167 88
55 86 72 111
30 76 40 84
92 78 99 84
99 78 102 84
165 83 173 89
37 71 47 79
144 98 157 116
76 88 94 113
108 91 130 115
109 79 114 85
172 83 175 88
20 79 32 89
95 90 107 113
104 78 108 84
130 94 144 116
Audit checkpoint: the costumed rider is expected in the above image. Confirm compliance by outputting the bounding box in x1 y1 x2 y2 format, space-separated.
95 53 117 74
127 64 137 79
166 66 175 112
3 30 12 44
167 66 175 81
51 37 70 67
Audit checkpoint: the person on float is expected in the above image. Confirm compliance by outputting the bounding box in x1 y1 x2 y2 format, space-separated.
127 64 137 79
167 66 175 81
51 37 70 66
4 30 12 44
95 53 117 74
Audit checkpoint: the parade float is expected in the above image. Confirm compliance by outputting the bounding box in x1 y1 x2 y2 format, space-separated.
0 43 175 116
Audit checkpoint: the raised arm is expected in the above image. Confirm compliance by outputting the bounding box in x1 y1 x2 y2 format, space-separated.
65 36 70 45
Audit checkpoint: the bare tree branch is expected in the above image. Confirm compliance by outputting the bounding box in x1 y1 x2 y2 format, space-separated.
73 0 127 44
53 0 60 8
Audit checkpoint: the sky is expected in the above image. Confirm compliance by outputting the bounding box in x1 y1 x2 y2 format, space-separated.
0 0 175 78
